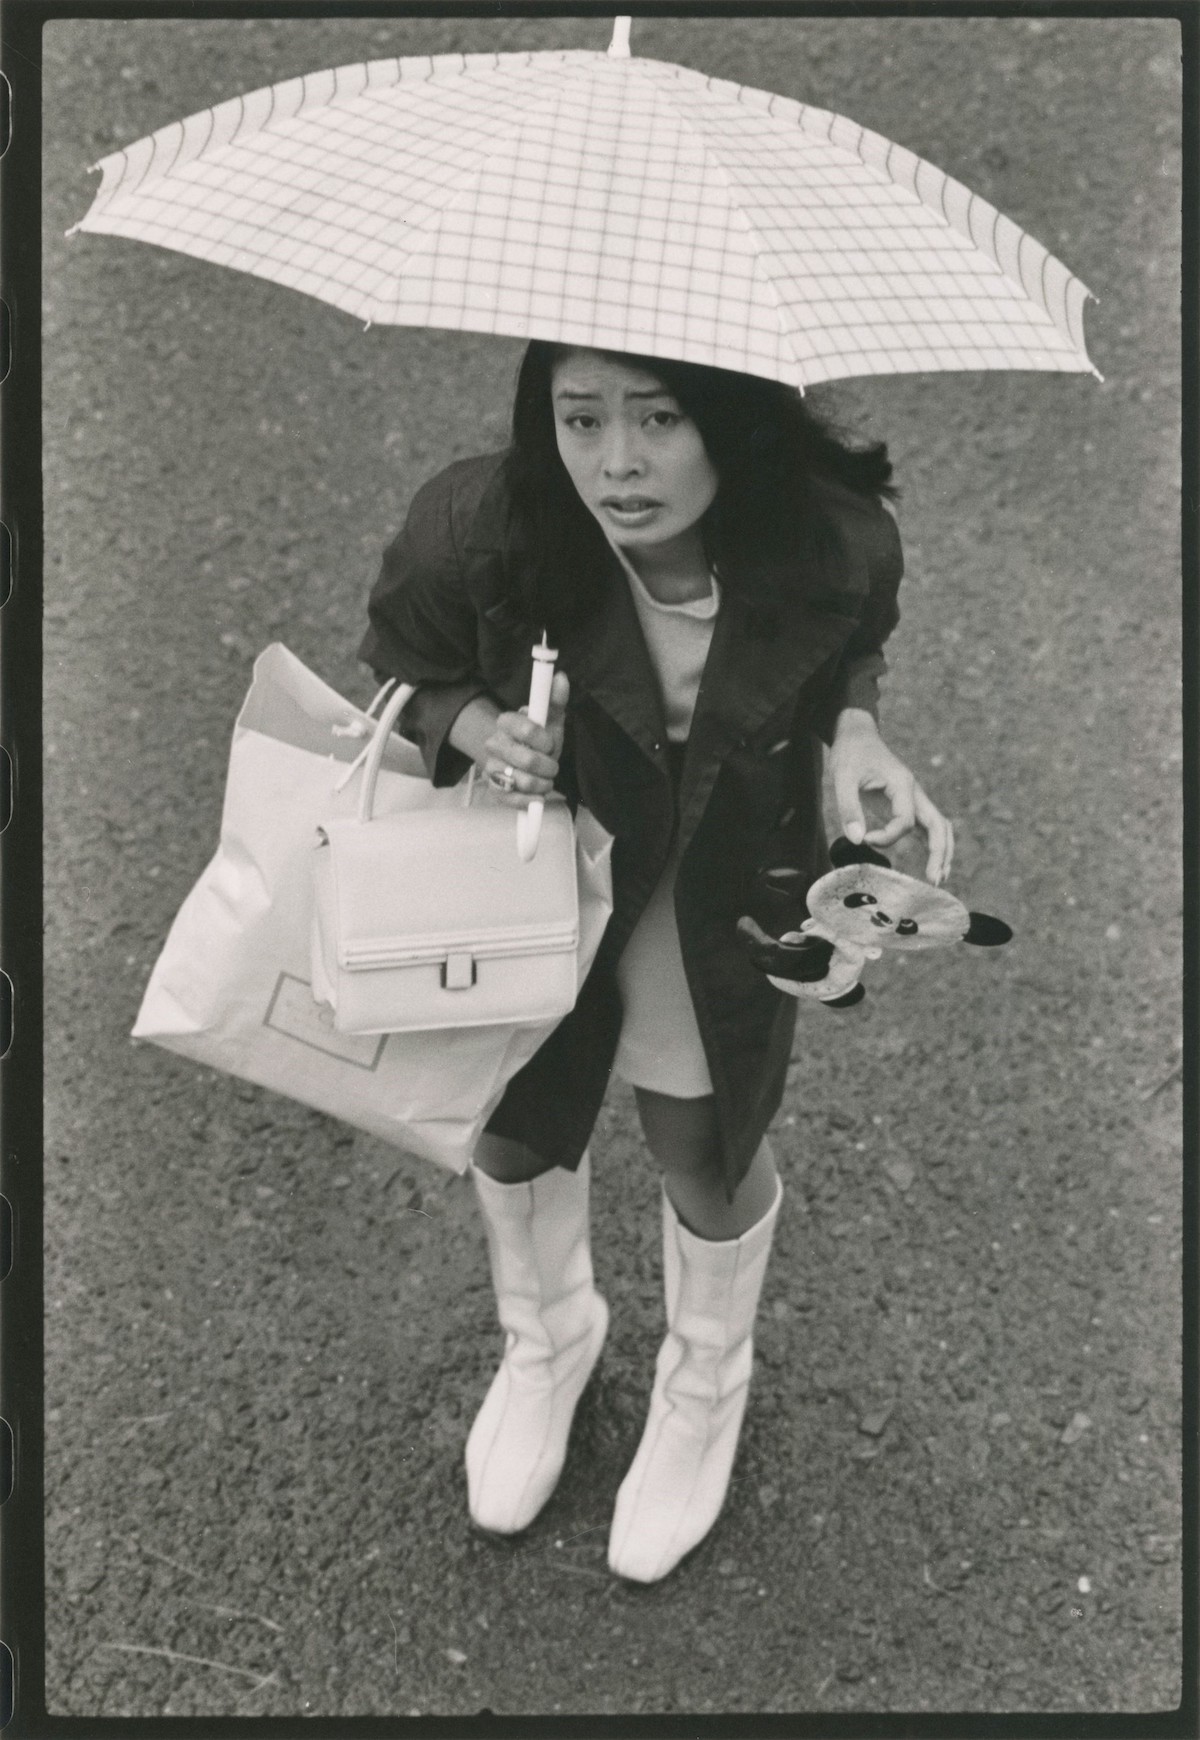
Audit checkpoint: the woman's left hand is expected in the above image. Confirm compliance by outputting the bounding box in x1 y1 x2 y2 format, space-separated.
829 708 954 885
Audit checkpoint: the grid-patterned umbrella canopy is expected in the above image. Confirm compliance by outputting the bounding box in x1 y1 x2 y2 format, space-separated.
73 41 1098 390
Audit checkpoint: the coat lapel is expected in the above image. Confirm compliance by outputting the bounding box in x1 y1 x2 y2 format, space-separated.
551 546 670 762
469 462 669 759
675 534 866 859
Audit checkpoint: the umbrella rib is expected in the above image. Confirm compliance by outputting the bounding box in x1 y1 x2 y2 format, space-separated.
835 101 1075 333
638 63 822 388
365 61 606 326
889 139 1092 356
1016 228 1031 301
162 120 187 181
646 59 1092 378
857 120 1090 361
130 130 160 201
684 66 1092 366
85 52 600 328
197 103 216 161
226 53 591 325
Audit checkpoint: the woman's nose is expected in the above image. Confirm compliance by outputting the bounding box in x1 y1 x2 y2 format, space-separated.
602 429 645 478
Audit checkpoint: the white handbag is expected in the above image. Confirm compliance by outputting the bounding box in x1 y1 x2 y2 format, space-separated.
312 683 581 1035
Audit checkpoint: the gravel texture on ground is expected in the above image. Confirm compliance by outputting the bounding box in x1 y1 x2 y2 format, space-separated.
40 13 1183 1720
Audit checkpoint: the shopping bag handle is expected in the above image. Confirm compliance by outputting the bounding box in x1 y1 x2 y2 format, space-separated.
357 682 541 860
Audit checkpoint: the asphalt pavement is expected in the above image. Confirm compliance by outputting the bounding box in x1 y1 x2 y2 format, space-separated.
39 13 1184 1720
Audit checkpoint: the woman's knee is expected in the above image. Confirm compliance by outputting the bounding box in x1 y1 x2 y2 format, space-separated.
633 1088 724 1183
473 1132 558 1183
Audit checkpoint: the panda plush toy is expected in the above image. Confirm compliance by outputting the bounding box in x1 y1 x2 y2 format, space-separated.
737 836 1012 1007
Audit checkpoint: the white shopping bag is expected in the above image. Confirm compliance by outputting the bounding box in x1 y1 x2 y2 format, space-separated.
132 644 614 1172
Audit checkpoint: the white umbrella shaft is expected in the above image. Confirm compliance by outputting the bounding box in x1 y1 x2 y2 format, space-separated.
517 639 558 862
608 17 632 58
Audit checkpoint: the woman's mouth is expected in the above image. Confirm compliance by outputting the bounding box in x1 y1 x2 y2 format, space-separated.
600 497 662 527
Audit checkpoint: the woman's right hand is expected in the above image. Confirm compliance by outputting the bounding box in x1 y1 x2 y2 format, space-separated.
481 671 570 807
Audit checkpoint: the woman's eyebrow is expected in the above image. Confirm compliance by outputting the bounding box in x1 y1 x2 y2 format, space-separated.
553 387 674 402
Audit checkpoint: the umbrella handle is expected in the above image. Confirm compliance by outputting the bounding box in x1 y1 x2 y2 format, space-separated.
515 636 559 862
516 806 543 862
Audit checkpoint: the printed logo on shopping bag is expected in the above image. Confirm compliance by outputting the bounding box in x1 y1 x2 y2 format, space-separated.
264 973 388 1070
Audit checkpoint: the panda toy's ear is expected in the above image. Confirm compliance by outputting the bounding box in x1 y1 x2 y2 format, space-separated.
964 912 1013 947
823 982 866 1008
829 836 893 871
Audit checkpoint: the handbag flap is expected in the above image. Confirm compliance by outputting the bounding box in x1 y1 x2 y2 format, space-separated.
318 799 579 971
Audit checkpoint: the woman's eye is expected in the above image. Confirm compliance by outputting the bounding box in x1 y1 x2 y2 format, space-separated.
844 892 877 908
565 414 600 432
896 918 919 936
647 410 681 429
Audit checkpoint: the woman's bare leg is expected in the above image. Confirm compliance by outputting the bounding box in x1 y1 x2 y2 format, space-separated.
473 1130 560 1183
633 1088 779 1239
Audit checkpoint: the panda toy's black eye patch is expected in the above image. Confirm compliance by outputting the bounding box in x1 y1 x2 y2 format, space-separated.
844 891 877 908
896 918 919 936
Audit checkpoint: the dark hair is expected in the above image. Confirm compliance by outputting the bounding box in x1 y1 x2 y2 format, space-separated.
502 341 896 634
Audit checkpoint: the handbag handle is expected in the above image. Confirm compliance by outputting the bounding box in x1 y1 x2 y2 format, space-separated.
357 682 418 822
355 682 541 860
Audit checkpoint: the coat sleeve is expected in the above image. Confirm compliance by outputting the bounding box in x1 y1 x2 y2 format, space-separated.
812 497 903 745
358 470 490 788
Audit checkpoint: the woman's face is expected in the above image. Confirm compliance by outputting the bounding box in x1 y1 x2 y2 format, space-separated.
550 350 719 553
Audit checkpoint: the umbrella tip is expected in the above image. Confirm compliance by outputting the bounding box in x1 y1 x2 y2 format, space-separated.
608 16 632 57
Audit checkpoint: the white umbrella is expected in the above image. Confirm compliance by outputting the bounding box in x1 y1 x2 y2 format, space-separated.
70 18 1098 390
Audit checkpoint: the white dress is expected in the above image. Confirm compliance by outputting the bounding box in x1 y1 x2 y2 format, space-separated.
610 551 720 1099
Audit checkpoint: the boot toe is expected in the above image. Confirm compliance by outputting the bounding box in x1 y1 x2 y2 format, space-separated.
466 1294 608 1534
607 1529 685 1584
468 1481 544 1536
466 1395 565 1533
607 1467 716 1583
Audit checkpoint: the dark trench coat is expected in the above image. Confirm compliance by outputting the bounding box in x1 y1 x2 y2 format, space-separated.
360 451 903 1195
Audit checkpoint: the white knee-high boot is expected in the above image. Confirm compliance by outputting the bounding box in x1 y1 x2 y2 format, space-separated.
607 1175 783 1583
466 1152 608 1534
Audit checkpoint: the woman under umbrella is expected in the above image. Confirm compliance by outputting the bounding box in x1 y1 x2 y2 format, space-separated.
362 339 953 1583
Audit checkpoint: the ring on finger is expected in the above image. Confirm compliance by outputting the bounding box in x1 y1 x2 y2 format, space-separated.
488 764 518 793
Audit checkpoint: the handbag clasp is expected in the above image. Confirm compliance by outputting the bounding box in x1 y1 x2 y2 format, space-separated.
442 952 477 991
